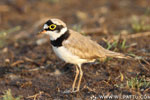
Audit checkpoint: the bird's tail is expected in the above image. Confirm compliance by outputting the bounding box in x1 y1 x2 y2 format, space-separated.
104 49 130 59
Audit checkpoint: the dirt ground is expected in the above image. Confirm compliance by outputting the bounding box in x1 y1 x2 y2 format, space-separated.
0 0 150 100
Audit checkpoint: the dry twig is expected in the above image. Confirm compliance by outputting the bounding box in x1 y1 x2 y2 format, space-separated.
11 60 24 67
82 28 108 35
113 32 150 40
27 91 43 100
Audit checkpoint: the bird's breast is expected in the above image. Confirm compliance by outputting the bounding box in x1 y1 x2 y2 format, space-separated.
52 46 87 64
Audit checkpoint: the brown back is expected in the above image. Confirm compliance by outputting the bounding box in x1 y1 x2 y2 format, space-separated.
63 30 107 61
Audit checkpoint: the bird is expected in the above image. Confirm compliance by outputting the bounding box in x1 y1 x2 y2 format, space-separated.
38 18 129 93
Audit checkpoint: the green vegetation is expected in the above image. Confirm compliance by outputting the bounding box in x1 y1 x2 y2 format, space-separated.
106 40 118 50
72 24 82 33
41 0 60 3
115 76 150 91
106 39 128 51
0 26 21 48
126 76 150 90
145 7 150 16
2 89 21 100
131 15 150 32
128 52 143 60
0 26 21 35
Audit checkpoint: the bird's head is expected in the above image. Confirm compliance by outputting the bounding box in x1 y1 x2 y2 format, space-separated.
39 18 68 40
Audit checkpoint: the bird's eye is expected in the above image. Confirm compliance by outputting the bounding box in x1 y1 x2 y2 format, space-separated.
49 24 56 30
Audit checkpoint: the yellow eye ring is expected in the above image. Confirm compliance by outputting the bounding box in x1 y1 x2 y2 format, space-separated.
49 24 56 30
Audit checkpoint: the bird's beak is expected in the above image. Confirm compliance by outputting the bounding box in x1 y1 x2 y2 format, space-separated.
38 29 46 35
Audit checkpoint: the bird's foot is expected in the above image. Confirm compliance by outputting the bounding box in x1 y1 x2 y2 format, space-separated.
62 89 72 94
62 89 79 94
71 90 79 93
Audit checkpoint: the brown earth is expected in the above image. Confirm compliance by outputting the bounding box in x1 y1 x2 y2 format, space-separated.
0 0 150 100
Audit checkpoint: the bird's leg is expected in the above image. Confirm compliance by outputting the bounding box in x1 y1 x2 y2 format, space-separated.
76 65 83 92
72 65 79 92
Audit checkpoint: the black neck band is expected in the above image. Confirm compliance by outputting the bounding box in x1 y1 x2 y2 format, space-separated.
50 30 70 47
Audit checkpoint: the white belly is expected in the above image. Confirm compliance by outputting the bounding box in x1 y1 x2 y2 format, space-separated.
52 46 87 65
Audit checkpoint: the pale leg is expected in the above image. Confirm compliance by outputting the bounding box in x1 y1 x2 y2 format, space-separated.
72 65 79 92
76 64 83 91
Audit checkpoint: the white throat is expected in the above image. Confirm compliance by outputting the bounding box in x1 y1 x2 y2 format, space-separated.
49 27 67 40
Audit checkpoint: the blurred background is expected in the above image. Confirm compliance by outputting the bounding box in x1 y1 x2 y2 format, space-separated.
1 0 150 34
0 0 150 99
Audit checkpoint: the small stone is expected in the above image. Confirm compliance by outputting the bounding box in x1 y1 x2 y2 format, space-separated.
5 74 20 80
36 38 48 45
121 30 128 35
14 42 19 48
2 47 8 53
5 59 10 64
76 11 88 20
54 69 61 76
100 6 109 14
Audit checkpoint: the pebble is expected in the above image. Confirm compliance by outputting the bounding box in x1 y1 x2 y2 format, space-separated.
36 38 48 45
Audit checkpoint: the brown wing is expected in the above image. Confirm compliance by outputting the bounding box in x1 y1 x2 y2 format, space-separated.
63 30 106 60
